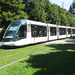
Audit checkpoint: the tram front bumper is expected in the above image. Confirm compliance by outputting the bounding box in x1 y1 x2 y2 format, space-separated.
1 41 15 46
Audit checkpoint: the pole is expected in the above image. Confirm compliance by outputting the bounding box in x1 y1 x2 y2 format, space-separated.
62 2 64 8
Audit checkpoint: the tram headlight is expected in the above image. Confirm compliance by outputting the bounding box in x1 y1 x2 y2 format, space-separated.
13 40 16 42
10 40 16 42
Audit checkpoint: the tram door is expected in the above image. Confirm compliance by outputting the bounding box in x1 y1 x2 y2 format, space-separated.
31 25 35 43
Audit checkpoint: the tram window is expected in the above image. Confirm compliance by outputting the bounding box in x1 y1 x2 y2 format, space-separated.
31 25 35 37
43 27 47 36
68 29 71 34
15 25 27 39
59 28 66 35
50 27 56 36
35 26 38 37
73 29 75 34
31 25 47 37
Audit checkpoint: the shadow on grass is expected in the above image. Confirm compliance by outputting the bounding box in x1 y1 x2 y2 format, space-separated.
0 46 3 49
25 44 75 75
0 45 17 50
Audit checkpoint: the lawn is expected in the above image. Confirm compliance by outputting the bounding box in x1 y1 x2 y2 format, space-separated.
0 43 75 75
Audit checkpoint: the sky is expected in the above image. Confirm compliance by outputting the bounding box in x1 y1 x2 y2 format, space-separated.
49 0 73 10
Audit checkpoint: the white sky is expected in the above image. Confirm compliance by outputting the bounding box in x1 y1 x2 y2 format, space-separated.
49 0 73 10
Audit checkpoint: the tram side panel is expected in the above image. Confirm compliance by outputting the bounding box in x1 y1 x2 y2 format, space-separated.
66 27 68 38
26 23 32 45
71 28 73 37
26 20 48 44
46 25 49 42
31 24 47 44
57 26 59 39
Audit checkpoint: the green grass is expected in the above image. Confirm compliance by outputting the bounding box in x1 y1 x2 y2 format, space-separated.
0 44 47 66
0 38 75 75
0 44 75 75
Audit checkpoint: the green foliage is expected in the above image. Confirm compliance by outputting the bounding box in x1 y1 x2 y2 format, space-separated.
0 0 28 28
66 12 75 27
0 43 75 75
0 0 75 28
60 12 68 26
26 0 75 27
27 0 46 22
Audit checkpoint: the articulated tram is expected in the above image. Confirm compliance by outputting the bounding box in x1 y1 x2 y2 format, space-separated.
1 19 75 47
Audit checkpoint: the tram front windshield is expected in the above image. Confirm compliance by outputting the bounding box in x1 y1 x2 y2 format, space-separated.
5 25 18 38
4 22 20 38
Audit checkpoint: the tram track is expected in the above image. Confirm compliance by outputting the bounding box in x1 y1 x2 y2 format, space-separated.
0 45 44 59
0 44 58 69
0 44 43 53
0 39 75 59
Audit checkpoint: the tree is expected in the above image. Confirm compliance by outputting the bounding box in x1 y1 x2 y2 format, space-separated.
44 0 52 23
0 0 28 28
60 12 68 26
25 0 46 22
66 12 75 27
71 0 75 14
50 4 59 24
0 6 1 27
1 0 75 28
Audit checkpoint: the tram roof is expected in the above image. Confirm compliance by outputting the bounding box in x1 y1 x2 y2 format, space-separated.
25 19 47 26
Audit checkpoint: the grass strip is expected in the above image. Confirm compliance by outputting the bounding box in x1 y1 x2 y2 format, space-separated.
0 47 50 69
0 45 48 67
0 44 56 69
0 45 43 59
0 44 75 75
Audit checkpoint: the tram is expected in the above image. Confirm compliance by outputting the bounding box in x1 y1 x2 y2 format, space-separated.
1 19 75 47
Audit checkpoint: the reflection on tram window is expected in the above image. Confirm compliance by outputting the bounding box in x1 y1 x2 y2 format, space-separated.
59 28 66 35
73 29 75 34
50 27 56 36
15 25 27 39
31 25 47 37
68 29 71 34
4 25 19 38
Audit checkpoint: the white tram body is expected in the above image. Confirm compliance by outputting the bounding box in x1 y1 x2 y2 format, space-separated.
1 19 75 47
58 25 67 39
48 24 57 40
